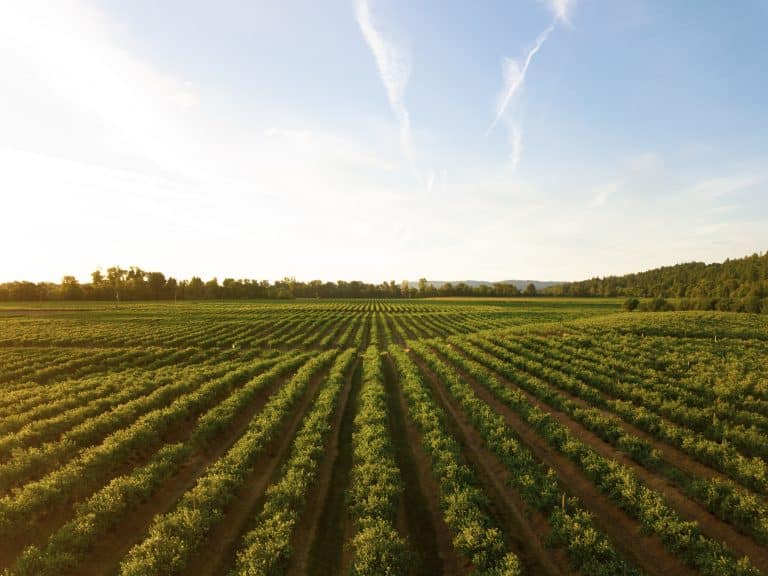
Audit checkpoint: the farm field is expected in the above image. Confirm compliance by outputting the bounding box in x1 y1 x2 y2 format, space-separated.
1 299 767 576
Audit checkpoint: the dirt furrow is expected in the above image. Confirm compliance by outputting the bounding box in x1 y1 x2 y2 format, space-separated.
425 351 696 576
285 356 359 575
175 366 331 576
383 354 464 576
64 368 298 576
305 361 361 576
409 354 575 576
461 348 768 571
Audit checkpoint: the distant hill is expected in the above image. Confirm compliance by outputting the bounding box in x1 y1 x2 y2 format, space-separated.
416 280 561 291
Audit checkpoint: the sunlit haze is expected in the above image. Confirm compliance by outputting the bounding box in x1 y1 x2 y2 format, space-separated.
2 0 767 283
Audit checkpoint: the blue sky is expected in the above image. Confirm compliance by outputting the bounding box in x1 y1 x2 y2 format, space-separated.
1 0 766 283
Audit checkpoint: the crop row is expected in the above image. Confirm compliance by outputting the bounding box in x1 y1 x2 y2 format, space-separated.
449 338 768 548
480 334 768 497
5 352 313 575
439 337 761 576
118 349 337 575
408 341 638 576
388 345 522 575
0 354 295 535
228 349 356 574
348 346 409 575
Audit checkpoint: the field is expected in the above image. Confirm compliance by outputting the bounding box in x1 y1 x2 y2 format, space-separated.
1 299 767 576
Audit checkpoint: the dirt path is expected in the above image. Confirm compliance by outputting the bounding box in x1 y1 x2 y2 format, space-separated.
383 354 464 576
408 354 573 576
285 356 359 576
64 368 298 576
183 366 332 576
457 347 768 572
417 350 696 576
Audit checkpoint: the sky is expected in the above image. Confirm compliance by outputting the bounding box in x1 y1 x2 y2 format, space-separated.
1 0 767 284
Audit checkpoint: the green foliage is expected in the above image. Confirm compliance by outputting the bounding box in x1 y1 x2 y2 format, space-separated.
3 300 768 575
118 350 337 576
231 349 356 575
623 297 640 311
389 345 522 575
348 346 409 575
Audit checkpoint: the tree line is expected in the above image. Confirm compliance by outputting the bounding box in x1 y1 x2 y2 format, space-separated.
0 267 540 302
3 251 767 313
544 251 768 313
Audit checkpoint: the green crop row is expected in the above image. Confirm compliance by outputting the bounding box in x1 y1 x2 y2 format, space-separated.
388 345 521 576
230 348 356 575
118 349 337 576
451 338 761 576
410 341 638 576
348 346 409 576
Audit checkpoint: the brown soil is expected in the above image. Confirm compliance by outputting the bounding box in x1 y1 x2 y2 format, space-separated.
56 367 299 576
409 354 574 576
464 347 768 571
183 367 331 576
305 360 361 576
415 350 696 576
519 350 761 491
383 354 465 576
0 370 250 568
285 356 359 575
386 314 406 347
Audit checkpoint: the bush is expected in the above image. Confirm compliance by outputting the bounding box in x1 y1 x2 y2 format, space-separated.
623 298 640 311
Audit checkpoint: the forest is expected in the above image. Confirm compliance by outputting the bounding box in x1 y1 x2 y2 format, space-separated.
2 251 767 313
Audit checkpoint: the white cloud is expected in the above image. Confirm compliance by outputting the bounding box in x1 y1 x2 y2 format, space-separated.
691 175 761 198
487 0 578 172
488 26 553 135
542 0 575 24
354 0 414 169
590 181 619 207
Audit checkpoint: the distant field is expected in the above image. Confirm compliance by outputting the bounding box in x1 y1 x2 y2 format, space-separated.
1 299 767 575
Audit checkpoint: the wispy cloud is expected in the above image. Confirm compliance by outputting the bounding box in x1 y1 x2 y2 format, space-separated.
488 0 576 172
426 170 435 194
692 175 760 198
488 25 553 135
542 0 575 24
355 0 414 168
590 181 619 207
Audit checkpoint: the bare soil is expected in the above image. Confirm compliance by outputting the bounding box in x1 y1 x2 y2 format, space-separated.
305 360 361 576
410 353 575 576
418 349 697 576
383 354 465 576
285 356 359 575
62 367 300 576
463 345 768 571
183 367 331 576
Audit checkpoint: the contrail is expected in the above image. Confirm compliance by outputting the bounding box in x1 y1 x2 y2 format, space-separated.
487 0 576 172
487 25 553 136
545 0 574 24
355 0 414 168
